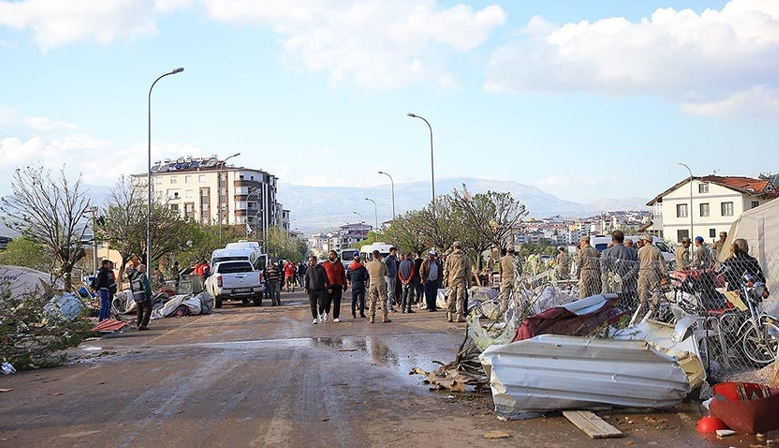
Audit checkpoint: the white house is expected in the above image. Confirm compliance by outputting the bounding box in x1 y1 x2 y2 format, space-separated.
646 175 777 243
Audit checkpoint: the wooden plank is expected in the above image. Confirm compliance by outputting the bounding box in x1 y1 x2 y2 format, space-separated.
563 411 624 439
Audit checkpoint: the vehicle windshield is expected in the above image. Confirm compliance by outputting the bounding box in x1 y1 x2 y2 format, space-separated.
213 256 249 264
217 262 254 273
656 242 670 252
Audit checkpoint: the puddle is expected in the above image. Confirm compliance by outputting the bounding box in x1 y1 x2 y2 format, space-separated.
81 346 103 351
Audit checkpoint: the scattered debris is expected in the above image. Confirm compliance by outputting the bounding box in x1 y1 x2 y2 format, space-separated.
90 319 129 333
716 429 736 438
321 417 330 422
338 348 358 352
410 366 486 393
710 382 779 434
0 388 13 393
1 362 16 375
479 334 691 419
563 411 624 439
43 293 84 321
483 430 511 439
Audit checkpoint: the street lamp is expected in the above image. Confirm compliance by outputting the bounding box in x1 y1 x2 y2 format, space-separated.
678 162 695 256
364 197 378 230
407 113 435 205
218 152 241 244
377 170 396 222
147 67 184 271
353 211 364 224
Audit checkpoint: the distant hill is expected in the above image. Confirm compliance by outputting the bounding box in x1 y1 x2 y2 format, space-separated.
587 197 650 212
278 177 649 233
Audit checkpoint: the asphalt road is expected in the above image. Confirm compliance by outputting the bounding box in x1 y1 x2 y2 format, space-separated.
0 291 767 448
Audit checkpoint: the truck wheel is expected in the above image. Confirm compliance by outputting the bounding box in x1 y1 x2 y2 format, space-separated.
241 298 250 305
215 298 223 309
253 295 262 306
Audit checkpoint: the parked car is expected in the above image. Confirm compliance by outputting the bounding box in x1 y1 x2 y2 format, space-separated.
205 261 264 308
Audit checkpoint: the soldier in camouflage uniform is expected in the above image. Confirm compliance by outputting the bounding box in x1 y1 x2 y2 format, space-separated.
555 247 570 280
638 235 666 315
366 250 391 323
497 247 516 316
575 236 601 298
444 241 470 323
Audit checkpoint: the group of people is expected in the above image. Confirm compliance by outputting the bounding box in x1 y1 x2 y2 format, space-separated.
261 258 308 306
301 242 483 325
92 258 154 331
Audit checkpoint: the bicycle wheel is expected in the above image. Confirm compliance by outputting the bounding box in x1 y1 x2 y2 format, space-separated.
741 319 779 365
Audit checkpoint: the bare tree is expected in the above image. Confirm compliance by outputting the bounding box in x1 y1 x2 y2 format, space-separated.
1 166 90 290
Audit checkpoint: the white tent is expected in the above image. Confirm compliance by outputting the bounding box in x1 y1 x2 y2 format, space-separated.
721 199 779 315
0 265 62 298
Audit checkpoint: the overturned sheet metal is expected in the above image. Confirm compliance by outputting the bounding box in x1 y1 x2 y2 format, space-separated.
479 334 691 419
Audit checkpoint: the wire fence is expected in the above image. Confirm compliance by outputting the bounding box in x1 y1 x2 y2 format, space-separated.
497 248 779 376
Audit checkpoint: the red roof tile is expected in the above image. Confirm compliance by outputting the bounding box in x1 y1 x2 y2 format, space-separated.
647 175 778 205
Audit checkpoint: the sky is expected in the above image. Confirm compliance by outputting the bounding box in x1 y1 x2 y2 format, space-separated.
1 0 778 205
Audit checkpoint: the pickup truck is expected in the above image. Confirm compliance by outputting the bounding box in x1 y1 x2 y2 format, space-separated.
205 261 264 308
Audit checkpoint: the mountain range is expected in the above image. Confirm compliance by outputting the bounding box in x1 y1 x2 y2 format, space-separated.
277 177 649 233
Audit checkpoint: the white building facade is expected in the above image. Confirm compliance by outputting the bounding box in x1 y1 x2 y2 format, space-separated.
132 156 288 235
647 175 777 243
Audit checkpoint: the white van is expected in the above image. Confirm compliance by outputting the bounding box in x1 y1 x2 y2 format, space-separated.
211 247 268 271
359 242 393 261
225 240 262 253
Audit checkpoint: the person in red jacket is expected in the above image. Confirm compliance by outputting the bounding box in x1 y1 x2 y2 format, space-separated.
321 250 348 323
283 260 296 292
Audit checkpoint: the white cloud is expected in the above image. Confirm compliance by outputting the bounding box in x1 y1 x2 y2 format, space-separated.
533 175 621 190
485 0 779 115
0 0 159 50
681 85 779 116
202 0 506 88
24 116 77 131
0 0 505 88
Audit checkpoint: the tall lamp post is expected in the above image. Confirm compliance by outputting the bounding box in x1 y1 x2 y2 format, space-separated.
353 211 364 224
218 152 241 244
678 162 695 256
406 113 435 206
364 197 378 230
377 170 396 222
147 67 184 272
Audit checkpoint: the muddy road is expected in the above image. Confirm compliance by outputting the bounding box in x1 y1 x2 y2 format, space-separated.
0 292 763 447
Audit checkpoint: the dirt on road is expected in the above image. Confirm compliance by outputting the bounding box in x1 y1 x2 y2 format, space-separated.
0 292 770 448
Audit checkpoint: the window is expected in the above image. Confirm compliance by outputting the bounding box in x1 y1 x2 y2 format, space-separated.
184 175 192 184
710 229 716 238
721 202 734 216
170 176 177 184
676 203 688 218
185 190 193 199
752 201 759 209
698 183 709 193
170 204 179 212
198 175 206 183
677 229 689 242
699 203 710 217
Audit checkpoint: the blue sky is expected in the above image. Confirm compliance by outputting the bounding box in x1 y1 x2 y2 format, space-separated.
1 0 777 206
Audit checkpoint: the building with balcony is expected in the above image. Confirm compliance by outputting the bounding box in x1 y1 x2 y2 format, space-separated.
131 156 288 235
646 175 777 243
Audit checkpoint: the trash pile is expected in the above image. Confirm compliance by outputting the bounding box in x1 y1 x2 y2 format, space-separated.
112 289 214 319
413 281 779 436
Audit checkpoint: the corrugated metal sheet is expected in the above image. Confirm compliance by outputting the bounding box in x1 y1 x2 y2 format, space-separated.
479 334 691 419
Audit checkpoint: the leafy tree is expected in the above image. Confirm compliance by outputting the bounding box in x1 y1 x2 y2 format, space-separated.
177 222 243 265
265 227 308 261
1 166 90 290
0 237 51 272
382 210 429 255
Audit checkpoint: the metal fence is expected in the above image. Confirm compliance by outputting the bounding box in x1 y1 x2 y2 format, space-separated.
504 250 779 376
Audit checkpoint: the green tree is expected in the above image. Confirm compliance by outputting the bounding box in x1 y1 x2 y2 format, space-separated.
265 227 308 261
0 237 51 272
1 166 90 291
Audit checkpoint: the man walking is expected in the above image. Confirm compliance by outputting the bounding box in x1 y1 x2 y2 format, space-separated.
638 235 666 316
366 250 391 323
385 247 399 312
283 259 296 292
497 247 516 316
265 260 282 306
420 250 440 312
346 252 368 318
398 252 416 313
576 236 601 298
412 253 424 305
676 237 691 270
296 260 307 287
303 256 329 324
322 250 348 323
130 264 154 331
691 236 714 269
444 241 470 323
600 230 639 309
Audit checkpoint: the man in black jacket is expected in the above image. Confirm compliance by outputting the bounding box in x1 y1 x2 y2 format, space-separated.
347 252 369 318
91 259 117 322
304 256 329 324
